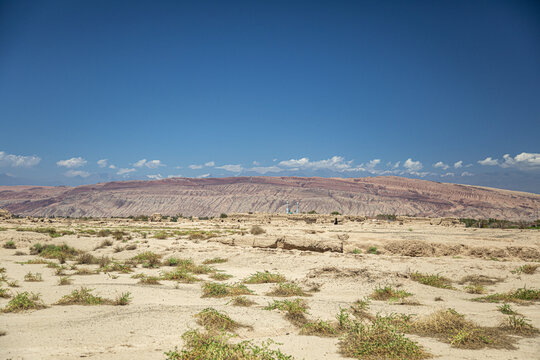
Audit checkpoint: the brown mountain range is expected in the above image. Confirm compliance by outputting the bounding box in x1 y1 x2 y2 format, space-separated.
0 176 538 219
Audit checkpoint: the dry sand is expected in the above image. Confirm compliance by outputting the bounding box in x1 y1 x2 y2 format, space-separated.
0 214 539 359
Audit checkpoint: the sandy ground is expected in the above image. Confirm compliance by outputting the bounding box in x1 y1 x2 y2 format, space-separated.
0 215 539 359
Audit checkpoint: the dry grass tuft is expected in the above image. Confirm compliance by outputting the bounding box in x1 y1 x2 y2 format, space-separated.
266 283 310 297
409 308 514 350
243 271 286 284
203 257 228 264
194 308 241 332
201 282 253 298
370 285 412 302
228 296 256 307
411 272 453 289
250 225 266 235
164 330 292 360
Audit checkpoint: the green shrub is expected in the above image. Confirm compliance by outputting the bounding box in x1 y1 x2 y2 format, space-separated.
3 241 16 249
243 271 286 284
201 282 252 298
3 292 46 312
164 330 293 360
411 272 453 289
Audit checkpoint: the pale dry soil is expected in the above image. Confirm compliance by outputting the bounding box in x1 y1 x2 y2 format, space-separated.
0 215 539 359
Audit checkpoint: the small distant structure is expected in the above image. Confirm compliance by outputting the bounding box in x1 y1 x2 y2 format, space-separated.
285 200 300 215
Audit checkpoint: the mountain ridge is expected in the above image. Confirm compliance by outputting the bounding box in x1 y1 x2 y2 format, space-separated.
0 176 538 220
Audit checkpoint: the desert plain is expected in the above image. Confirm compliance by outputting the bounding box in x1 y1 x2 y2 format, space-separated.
0 213 539 360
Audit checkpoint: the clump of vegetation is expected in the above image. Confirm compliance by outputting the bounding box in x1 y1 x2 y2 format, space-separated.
228 296 256 307
56 287 107 305
497 303 518 315
3 292 47 312
458 274 502 286
266 283 310 297
114 292 132 306
464 284 486 294
58 276 73 285
77 253 98 265
112 230 127 241
460 218 539 229
161 269 200 283
210 272 233 281
94 239 113 250
409 308 513 349
411 272 454 289
132 251 162 268
138 276 161 285
195 308 241 332
17 227 74 238
201 282 253 298
243 271 286 284
164 330 293 360
24 272 43 282
97 229 112 237
30 243 79 261
3 240 16 249
512 264 539 275
74 267 98 275
331 211 341 215
376 214 397 221
301 320 340 337
370 285 412 302
499 315 538 336
265 298 309 326
472 287 540 304
153 231 169 240
102 262 133 273
56 287 128 306
339 315 428 359
0 287 11 298
250 225 266 235
367 246 378 254
165 257 180 266
203 257 228 264
219 213 228 218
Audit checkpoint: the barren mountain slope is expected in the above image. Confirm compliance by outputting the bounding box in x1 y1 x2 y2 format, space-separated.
0 176 538 219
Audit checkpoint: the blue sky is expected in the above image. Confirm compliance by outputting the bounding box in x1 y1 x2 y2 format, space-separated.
1 0 539 193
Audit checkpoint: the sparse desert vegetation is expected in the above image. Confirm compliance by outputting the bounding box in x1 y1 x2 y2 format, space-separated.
0 214 539 359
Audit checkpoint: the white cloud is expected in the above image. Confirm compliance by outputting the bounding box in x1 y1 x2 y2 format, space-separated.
433 161 449 170
366 159 380 169
501 152 540 169
0 151 41 167
64 170 90 178
403 158 423 171
97 159 108 168
117 168 136 175
478 157 498 166
57 157 87 168
147 174 162 180
167 174 183 178
134 159 164 168
391 161 400 169
205 161 215 167
197 173 210 178
252 161 260 166
454 161 463 169
461 171 474 177
440 172 454 177
217 164 244 172
279 156 352 171
109 164 116 169
249 166 283 174
189 164 204 169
